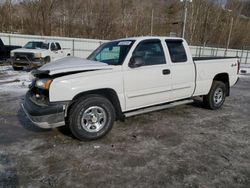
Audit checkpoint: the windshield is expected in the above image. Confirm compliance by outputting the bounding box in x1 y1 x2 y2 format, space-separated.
24 42 49 49
87 40 135 65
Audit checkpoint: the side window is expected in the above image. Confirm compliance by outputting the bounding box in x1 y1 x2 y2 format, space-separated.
56 42 61 50
95 46 120 64
50 43 56 51
166 40 187 63
133 40 166 66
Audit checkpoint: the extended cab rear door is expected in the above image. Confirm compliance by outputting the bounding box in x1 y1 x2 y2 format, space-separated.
165 39 195 100
123 39 172 111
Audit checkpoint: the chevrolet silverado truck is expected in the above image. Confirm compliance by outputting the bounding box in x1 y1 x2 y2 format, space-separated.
22 37 239 140
10 40 71 70
0 38 21 62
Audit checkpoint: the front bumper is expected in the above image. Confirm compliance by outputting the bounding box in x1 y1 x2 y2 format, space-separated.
22 92 66 129
12 58 45 68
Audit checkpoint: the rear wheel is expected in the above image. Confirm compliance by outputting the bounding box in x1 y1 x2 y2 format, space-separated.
203 81 226 110
68 95 115 140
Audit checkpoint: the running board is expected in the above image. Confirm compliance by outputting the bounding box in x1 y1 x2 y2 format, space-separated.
124 99 194 118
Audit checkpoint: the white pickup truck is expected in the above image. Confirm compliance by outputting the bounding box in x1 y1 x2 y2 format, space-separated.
10 41 71 70
22 37 239 140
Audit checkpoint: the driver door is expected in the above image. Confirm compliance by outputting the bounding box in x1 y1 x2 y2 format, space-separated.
50 42 60 61
123 39 172 111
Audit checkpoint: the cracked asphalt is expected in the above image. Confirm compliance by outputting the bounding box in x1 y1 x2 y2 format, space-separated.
0 70 250 187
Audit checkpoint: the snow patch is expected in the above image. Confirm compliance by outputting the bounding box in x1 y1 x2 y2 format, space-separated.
0 66 31 93
240 69 250 76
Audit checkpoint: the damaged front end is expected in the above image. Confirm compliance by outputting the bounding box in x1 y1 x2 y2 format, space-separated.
22 70 67 129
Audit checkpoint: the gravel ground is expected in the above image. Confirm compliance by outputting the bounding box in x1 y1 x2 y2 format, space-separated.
0 68 250 188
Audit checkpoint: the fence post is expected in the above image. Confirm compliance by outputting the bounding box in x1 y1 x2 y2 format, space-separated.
198 46 202 57
72 39 75 56
240 47 244 63
8 35 11 45
245 50 249 64
202 43 206 56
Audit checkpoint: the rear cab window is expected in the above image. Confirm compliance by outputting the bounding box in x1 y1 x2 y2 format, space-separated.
166 40 187 63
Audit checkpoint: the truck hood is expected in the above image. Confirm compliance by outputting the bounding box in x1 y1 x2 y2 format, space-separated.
11 48 46 53
38 56 112 75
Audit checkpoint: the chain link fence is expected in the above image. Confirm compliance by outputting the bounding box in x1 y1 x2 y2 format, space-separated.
190 45 250 64
0 33 107 58
1 33 250 64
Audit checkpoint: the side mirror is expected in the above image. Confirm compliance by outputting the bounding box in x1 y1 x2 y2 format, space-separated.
129 56 145 68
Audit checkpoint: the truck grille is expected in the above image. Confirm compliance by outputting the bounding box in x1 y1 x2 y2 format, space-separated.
14 52 34 61
13 62 30 66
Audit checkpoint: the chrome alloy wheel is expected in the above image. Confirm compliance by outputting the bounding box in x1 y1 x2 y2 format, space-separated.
213 87 224 105
81 106 107 133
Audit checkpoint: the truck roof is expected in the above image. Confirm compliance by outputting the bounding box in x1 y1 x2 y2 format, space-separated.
26 40 59 43
114 36 183 42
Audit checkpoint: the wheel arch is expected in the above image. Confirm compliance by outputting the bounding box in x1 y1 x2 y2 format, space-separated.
44 56 51 63
68 88 124 120
213 73 230 96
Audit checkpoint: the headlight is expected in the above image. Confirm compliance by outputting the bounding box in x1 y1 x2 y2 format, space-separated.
10 51 14 57
34 53 42 58
35 79 52 90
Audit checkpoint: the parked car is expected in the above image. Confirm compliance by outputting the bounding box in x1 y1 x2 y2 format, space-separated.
22 36 239 140
0 38 21 63
10 40 71 70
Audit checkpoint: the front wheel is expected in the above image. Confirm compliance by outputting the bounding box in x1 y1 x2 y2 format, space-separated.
12 66 23 71
68 95 115 140
44 56 51 64
203 81 226 110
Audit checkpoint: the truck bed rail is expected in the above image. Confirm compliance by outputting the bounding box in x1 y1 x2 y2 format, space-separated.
193 56 238 61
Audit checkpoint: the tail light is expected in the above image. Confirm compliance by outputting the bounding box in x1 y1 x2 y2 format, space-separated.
237 60 240 74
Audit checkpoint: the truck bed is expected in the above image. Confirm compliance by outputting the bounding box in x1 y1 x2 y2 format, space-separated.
0 38 21 60
192 56 239 97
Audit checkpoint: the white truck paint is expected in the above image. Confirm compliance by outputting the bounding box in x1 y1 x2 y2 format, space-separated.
22 36 239 140
10 41 71 70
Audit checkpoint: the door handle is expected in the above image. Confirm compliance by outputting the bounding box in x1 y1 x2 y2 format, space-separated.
162 69 171 75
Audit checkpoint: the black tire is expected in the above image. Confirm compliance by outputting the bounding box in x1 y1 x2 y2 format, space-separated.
12 66 23 71
44 56 51 64
203 81 226 110
68 95 115 140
